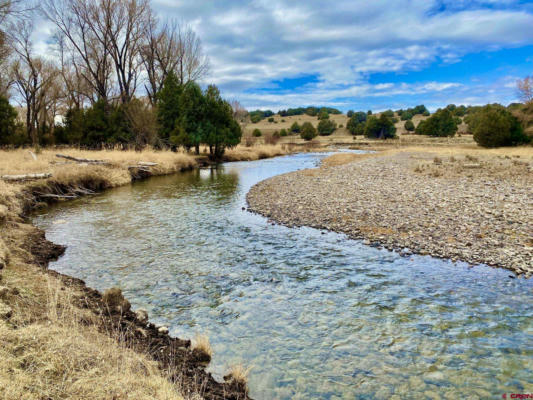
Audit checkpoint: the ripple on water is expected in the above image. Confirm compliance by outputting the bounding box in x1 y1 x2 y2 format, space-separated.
33 152 533 399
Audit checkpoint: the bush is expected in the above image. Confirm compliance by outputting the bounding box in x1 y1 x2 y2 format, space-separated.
401 112 413 121
264 133 280 145
367 110 372 115
347 110 354 118
423 110 430 116
404 120 415 132
252 128 262 137
280 128 288 137
469 105 530 148
364 114 396 139
268 117 275 123
300 122 317 140
317 119 337 135
415 108 457 137
391 117 399 123
273 130 280 138
382 110 394 118
317 110 329 120
290 121 301 133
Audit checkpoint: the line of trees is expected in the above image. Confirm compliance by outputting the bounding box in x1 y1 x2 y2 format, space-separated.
0 0 242 157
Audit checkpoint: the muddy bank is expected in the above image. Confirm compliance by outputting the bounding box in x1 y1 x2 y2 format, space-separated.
246 151 533 277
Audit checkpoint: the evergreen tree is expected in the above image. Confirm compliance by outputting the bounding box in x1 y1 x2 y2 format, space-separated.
157 71 183 143
364 114 396 139
175 82 205 153
0 95 18 145
415 108 457 137
203 85 242 159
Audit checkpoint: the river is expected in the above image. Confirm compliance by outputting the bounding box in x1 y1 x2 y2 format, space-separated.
33 152 533 399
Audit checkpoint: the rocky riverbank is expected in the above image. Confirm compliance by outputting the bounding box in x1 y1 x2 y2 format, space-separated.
247 150 533 277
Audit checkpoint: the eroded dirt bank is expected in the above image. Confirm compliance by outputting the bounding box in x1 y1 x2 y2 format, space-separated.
247 150 533 277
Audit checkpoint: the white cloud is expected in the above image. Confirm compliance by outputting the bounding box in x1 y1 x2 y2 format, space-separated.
36 0 533 110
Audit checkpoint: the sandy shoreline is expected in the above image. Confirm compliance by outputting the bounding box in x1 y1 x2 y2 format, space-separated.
247 150 533 277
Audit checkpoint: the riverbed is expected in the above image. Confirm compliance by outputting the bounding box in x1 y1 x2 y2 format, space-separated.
33 152 533 399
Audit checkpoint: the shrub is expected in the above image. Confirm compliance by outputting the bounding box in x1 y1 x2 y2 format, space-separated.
317 110 329 120
300 122 317 140
290 121 301 133
317 119 337 135
404 120 415 132
382 109 394 118
364 114 396 139
423 110 430 116
280 128 288 136
367 110 372 115
347 112 367 135
347 110 354 118
245 136 256 146
469 104 530 148
401 112 413 121
339 124 343 128
273 130 280 138
268 117 275 123
391 117 399 123
415 108 457 137
252 128 262 137
264 133 280 145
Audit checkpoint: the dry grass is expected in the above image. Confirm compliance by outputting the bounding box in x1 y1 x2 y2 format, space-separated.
321 153 380 168
224 144 290 161
225 365 252 387
0 148 197 181
0 271 185 400
192 334 212 358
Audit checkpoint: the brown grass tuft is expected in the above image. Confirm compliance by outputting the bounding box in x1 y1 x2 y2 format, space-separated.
224 364 252 388
192 333 212 359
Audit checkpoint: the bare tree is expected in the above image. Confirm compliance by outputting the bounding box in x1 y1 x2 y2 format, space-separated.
43 0 152 105
141 19 209 105
42 0 114 103
517 76 533 104
9 18 59 145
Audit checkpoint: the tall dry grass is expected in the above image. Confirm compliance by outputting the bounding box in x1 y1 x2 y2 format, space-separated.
224 144 290 161
0 268 187 400
0 148 197 183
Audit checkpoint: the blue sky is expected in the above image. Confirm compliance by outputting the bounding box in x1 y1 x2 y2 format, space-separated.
33 0 533 112
150 0 533 112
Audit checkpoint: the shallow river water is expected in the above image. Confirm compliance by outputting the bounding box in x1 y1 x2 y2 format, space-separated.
34 152 533 399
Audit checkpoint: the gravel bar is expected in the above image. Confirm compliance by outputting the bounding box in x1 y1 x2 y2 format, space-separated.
246 151 533 277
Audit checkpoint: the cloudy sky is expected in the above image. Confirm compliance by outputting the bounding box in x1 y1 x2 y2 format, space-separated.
148 0 533 112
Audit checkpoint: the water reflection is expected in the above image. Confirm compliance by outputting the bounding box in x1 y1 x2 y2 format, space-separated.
33 153 533 400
